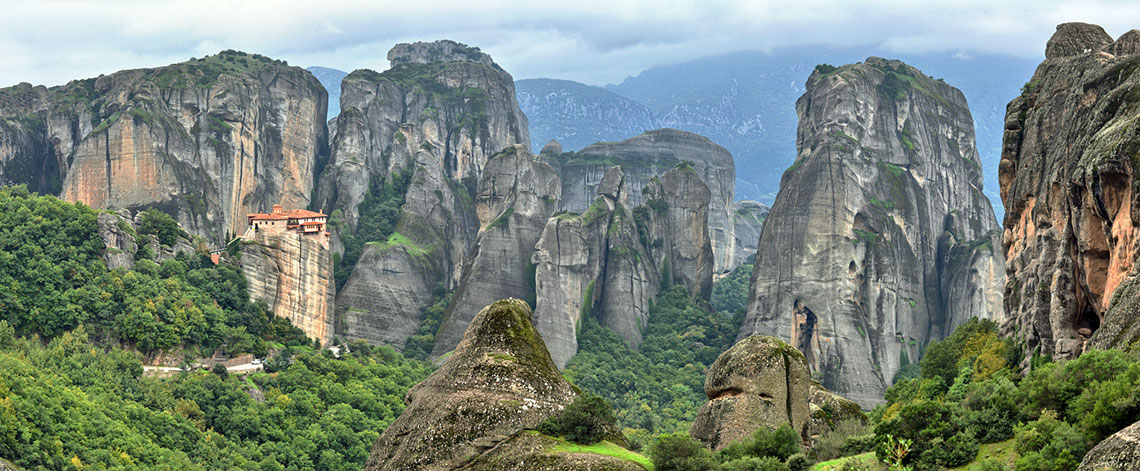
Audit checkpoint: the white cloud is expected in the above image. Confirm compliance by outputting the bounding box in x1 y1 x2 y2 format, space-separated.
0 0 1135 87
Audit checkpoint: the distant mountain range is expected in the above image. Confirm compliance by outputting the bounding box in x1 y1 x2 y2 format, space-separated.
306 66 347 122
310 46 1037 215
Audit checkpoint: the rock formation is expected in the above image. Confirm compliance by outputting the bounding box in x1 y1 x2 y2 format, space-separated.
241 228 335 345
732 200 769 266
999 23 1140 362
317 40 530 349
0 457 21 471
690 335 811 449
739 57 1005 407
531 164 713 368
805 382 866 441
1078 419 1140 471
546 129 738 273
433 146 561 355
362 299 577 471
0 51 329 241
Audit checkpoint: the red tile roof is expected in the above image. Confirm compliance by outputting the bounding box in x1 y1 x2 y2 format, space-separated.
301 221 324 226
247 208 327 221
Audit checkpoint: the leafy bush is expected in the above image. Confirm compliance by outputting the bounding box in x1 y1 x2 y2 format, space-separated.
784 453 812 471
538 392 618 444
1012 411 1087 471
138 207 186 246
649 434 717 471
717 425 801 463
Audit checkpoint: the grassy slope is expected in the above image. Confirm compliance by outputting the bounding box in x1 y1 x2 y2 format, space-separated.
543 434 654 470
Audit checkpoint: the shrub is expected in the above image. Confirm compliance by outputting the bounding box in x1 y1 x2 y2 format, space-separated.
211 363 229 380
138 207 185 246
649 434 716 471
538 392 618 444
717 425 801 463
720 456 789 471
785 453 812 471
1012 411 1086 471
812 421 872 460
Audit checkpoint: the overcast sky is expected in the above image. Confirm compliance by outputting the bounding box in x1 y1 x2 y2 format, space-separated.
1 0 1137 88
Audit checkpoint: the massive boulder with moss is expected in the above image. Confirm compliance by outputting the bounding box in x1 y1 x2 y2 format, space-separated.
316 40 530 349
362 299 577 471
690 335 812 449
999 23 1140 363
434 145 562 355
738 57 1004 408
545 129 738 273
0 51 329 241
1078 419 1140 471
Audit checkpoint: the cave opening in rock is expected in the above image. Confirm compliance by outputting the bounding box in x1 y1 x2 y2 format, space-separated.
1076 302 1101 338
793 299 818 367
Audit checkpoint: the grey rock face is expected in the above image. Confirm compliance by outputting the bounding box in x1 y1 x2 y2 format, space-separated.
690 335 812 449
363 299 577 471
739 57 1004 408
0 52 329 242
317 40 530 349
732 200 768 266
337 244 439 351
532 165 713 367
1000 24 1140 363
97 209 138 270
547 129 738 273
434 146 562 355
1078 419 1140 471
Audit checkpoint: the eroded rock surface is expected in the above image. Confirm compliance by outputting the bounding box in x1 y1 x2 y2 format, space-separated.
435 145 562 354
317 40 529 349
1000 23 1140 362
740 57 1004 407
241 230 335 345
1078 419 1140 471
732 201 768 266
690 335 812 449
0 51 329 241
362 299 577 471
463 431 648 471
547 129 738 273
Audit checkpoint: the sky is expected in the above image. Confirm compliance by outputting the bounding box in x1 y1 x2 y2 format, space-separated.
0 0 1138 88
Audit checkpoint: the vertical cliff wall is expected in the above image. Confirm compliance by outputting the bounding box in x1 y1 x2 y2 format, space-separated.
739 58 1004 407
532 164 713 368
547 129 738 273
242 231 335 346
433 145 562 355
1000 23 1140 361
318 40 531 350
0 51 329 241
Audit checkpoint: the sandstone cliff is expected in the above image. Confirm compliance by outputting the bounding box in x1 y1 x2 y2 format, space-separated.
999 23 1140 361
732 200 769 266
433 145 561 355
547 129 738 273
317 40 530 349
531 164 713 368
739 58 1005 407
0 51 329 241
362 299 577 471
241 230 335 345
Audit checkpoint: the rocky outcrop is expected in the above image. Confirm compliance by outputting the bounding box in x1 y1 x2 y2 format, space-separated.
0 51 329 241
732 201 768 266
317 40 529 349
1000 23 1140 363
690 335 812 449
462 431 648 471
337 243 440 351
806 382 866 441
531 164 713 367
739 57 1005 408
97 209 139 270
241 231 335 345
434 145 562 355
362 299 577 471
1078 419 1140 471
546 129 738 273
0 458 22 471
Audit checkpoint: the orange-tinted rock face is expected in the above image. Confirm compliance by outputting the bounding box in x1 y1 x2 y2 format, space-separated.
1000 23 1140 363
0 51 328 242
241 230 335 345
